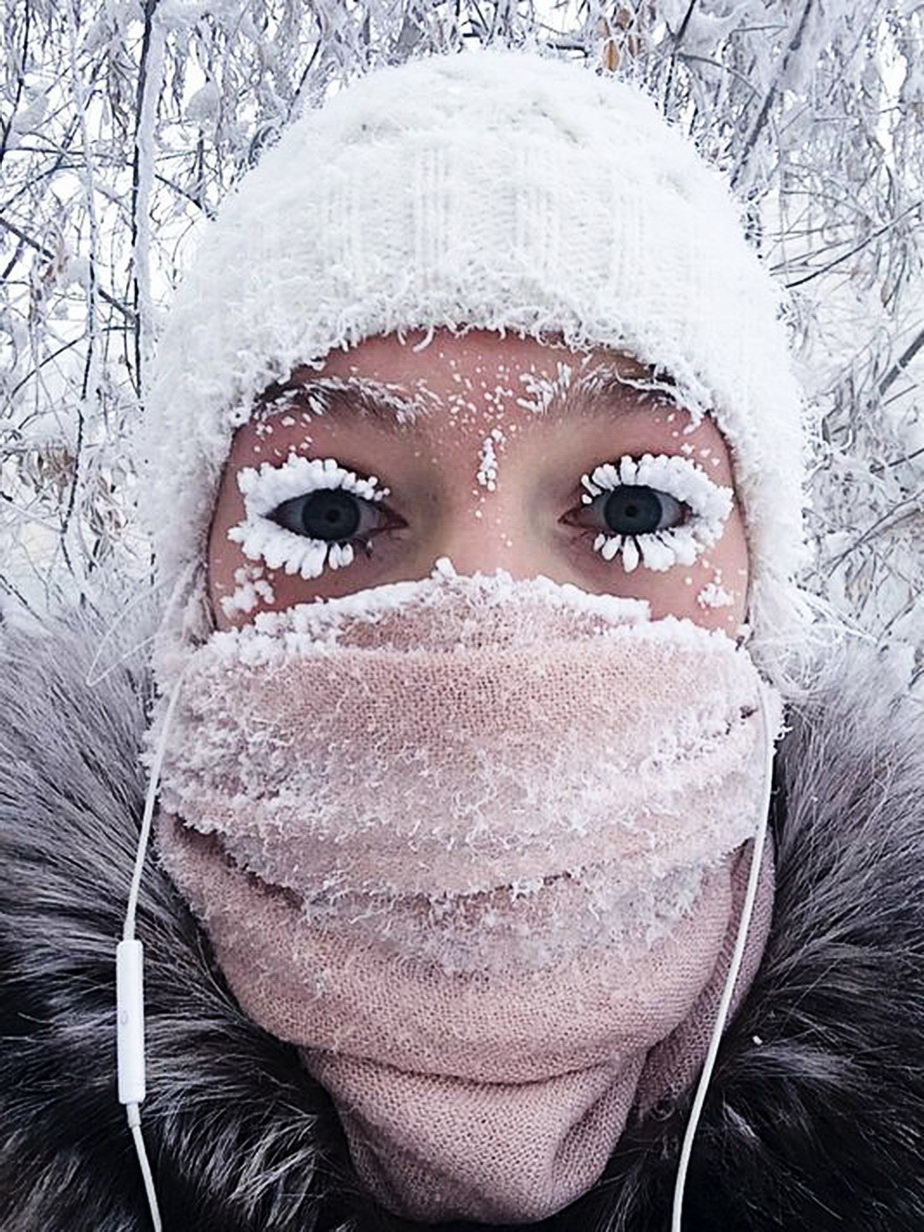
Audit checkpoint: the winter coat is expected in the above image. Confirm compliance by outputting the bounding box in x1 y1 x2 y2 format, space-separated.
1 608 923 1231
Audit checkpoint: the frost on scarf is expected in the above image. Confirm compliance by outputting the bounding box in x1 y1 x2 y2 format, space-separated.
153 571 780 973
152 570 781 1223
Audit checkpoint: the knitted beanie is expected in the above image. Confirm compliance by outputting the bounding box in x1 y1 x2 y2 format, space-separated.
140 47 810 653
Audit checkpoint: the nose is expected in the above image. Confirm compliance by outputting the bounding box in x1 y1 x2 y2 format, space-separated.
426 496 562 582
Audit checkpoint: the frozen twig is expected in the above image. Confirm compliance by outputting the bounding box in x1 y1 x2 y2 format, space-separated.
0 213 135 321
131 0 166 392
730 0 815 190
878 326 924 399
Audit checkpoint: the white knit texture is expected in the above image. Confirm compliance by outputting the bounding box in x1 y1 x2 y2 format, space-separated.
140 47 809 650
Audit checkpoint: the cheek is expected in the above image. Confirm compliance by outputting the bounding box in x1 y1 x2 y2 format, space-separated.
207 481 248 630
207 457 301 632
634 509 749 633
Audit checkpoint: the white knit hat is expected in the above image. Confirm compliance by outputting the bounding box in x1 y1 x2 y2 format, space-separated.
141 46 810 652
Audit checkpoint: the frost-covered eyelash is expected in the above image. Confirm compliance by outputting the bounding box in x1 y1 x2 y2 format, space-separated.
228 455 389 580
580 453 732 574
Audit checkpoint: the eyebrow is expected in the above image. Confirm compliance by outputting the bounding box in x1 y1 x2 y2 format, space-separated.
253 361 684 431
567 364 682 417
521 362 684 424
254 375 428 427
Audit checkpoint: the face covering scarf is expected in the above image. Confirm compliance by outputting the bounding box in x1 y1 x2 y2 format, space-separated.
154 571 780 1224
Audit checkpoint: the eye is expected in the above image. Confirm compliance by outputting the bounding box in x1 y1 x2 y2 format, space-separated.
228 455 400 579
272 488 384 543
565 454 733 574
589 485 685 537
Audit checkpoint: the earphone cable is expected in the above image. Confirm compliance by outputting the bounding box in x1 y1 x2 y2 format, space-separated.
670 683 777 1232
118 665 189 1232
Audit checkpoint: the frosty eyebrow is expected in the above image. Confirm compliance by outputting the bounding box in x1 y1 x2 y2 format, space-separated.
566 364 682 419
252 362 683 430
254 375 426 428
511 359 684 421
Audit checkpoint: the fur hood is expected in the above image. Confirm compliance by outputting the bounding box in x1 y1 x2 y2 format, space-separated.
1 608 923 1231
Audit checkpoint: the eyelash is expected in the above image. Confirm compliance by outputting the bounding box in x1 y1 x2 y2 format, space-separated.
227 452 732 581
576 454 732 573
228 455 394 580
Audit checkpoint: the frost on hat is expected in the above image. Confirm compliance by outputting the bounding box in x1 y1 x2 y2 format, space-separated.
141 46 809 654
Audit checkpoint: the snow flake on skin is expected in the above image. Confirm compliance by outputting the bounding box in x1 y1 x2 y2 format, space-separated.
485 384 515 408
697 581 734 610
477 427 506 491
514 361 574 413
220 564 276 618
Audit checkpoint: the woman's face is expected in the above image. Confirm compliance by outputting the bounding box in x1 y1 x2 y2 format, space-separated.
208 330 749 632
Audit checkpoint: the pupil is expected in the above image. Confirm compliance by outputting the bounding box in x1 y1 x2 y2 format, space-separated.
604 486 665 535
300 490 361 541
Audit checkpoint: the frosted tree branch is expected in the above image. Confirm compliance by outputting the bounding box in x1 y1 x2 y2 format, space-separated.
730 0 816 191
0 213 134 320
131 0 166 392
784 200 923 287
879 326 924 398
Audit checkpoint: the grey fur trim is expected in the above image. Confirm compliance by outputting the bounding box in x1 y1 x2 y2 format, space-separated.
1 604 923 1230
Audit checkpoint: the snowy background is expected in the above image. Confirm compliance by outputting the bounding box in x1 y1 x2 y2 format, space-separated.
1 0 922 679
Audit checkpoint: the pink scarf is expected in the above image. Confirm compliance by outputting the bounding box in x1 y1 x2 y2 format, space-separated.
155 574 778 1222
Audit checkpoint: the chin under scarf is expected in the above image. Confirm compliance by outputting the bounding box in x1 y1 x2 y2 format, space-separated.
154 571 781 1224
